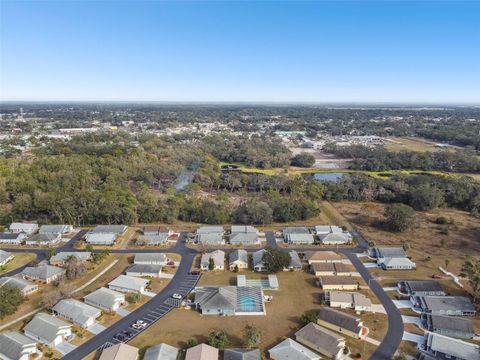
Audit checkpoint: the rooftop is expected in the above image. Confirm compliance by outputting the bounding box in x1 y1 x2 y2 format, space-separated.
317 307 362 333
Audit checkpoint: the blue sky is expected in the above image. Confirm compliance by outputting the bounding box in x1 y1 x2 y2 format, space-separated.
1 1 479 103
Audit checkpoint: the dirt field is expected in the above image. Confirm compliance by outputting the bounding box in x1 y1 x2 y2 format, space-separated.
385 136 459 152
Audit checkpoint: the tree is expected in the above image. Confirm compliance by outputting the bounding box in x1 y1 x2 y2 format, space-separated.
444 259 450 270
243 324 261 348
85 244 94 252
207 330 230 349
46 248 57 260
409 184 445 211
126 292 141 304
291 153 315 167
65 257 87 280
262 246 291 273
300 312 318 327
208 257 215 271
460 257 480 302
384 203 416 232
41 291 62 309
0 284 24 319
233 199 273 225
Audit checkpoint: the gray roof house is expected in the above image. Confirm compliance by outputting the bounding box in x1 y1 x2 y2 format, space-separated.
24 312 72 347
319 232 351 245
380 257 416 270
413 296 476 316
422 314 475 339
52 298 101 328
197 233 225 246
201 250 225 271
142 226 172 236
230 225 259 245
0 276 39 296
92 225 127 235
8 223 38 235
108 275 149 294
229 249 249 271
50 251 92 265
138 234 169 246
194 286 265 316
286 250 303 271
39 224 73 234
421 332 480 360
224 348 261 360
269 338 320 360
25 233 62 246
326 291 372 312
0 249 14 266
85 232 117 245
0 331 38 360
283 227 314 245
295 322 346 360
252 249 266 272
0 232 26 244
134 253 167 266
372 246 406 260
84 287 125 312
398 280 445 296
126 264 162 277
317 307 365 339
21 264 66 284
197 226 224 234
144 343 179 360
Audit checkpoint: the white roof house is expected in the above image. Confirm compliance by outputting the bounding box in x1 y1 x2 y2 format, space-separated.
197 233 225 246
201 250 225 270
0 331 38 360
92 225 127 235
196 226 224 234
52 298 101 328
126 264 162 278
134 253 167 265
0 232 26 244
85 232 117 245
144 343 179 360
39 224 73 234
0 249 14 266
9 223 38 235
381 257 416 270
50 251 92 265
319 232 351 245
0 276 38 296
327 291 372 312
423 332 480 360
268 338 320 360
108 275 149 294
21 264 66 284
25 233 62 246
84 287 125 312
24 313 72 347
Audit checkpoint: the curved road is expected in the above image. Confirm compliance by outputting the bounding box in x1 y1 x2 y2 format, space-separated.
2 230 403 360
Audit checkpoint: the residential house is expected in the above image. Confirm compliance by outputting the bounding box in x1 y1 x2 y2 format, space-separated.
8 223 38 236
144 343 179 360
24 313 72 347
229 225 259 245
0 331 38 360
21 264 65 284
49 251 92 266
286 251 303 271
421 332 480 360
52 298 101 328
371 246 406 261
99 343 139 360
305 251 343 264
84 287 125 312
326 291 372 312
92 225 128 235
295 322 346 360
422 314 475 339
268 338 320 360
317 308 366 338
311 262 355 277
108 275 149 294
0 232 25 245
315 225 352 245
142 226 173 236
196 226 225 245
224 348 261 360
413 296 476 316
39 224 73 234
252 249 266 272
134 253 167 266
126 264 162 277
139 226 171 246
185 343 219 360
200 250 225 271
0 276 38 296
194 286 265 316
318 276 359 290
380 257 416 270
0 249 14 266
283 227 314 245
398 280 445 297
85 232 117 245
25 233 62 246
229 249 249 271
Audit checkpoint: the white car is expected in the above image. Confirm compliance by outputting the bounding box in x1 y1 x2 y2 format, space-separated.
172 293 182 299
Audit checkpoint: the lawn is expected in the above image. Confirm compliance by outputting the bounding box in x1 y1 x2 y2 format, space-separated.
129 270 379 359
0 252 36 275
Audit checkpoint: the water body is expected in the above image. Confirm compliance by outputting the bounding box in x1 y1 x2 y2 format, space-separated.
313 172 346 182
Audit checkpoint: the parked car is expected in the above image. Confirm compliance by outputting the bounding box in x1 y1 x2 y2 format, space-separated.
172 293 182 299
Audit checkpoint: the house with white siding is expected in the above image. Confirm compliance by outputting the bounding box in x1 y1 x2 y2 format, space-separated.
108 275 149 294
52 298 101 328
24 313 72 347
0 276 38 296
0 249 14 266
8 223 38 236
84 287 125 312
0 232 26 245
0 331 38 360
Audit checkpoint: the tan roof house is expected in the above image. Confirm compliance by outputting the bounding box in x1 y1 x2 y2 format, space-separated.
185 343 219 360
99 343 139 360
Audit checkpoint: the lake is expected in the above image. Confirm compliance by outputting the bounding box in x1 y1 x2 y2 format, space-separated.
313 172 346 182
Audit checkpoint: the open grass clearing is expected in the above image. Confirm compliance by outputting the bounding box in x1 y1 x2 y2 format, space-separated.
0 252 36 275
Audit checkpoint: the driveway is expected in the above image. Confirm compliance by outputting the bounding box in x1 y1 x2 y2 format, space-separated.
402 332 424 346
402 315 423 327
56 341 77 355
393 300 413 308
382 286 397 291
87 323 106 335
363 262 379 268
143 290 157 297
116 308 131 317
370 304 386 314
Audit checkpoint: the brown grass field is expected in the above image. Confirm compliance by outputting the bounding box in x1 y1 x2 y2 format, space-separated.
0 252 36 275
385 136 459 152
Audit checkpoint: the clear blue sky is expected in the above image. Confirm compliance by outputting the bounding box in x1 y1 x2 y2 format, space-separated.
1 1 479 103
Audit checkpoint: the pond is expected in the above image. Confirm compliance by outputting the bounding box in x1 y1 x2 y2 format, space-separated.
313 172 346 182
